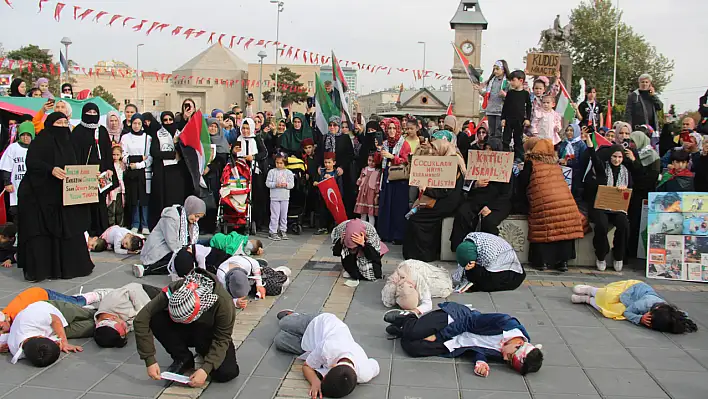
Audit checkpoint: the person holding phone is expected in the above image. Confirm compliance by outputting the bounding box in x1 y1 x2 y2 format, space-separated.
624 74 663 131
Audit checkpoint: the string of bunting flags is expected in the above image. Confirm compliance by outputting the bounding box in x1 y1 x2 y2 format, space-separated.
4 0 452 82
0 57 309 92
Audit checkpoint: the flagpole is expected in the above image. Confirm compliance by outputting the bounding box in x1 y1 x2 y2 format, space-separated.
611 0 620 106
270 0 284 113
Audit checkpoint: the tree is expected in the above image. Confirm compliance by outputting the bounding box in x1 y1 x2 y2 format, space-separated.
262 67 308 106
0 44 61 94
92 85 119 109
535 0 673 109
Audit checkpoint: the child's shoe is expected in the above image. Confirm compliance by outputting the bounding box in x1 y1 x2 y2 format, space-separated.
571 294 591 304
596 260 607 271
132 264 145 278
269 233 281 241
613 260 623 272
315 228 328 235
572 285 594 295
279 231 289 240
141 228 150 235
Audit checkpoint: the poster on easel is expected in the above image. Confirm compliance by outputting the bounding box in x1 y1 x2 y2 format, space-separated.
646 192 708 283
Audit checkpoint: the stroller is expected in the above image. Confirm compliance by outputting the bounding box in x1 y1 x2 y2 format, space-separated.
216 158 252 234
285 156 308 235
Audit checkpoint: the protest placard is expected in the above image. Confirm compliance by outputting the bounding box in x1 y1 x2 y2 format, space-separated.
465 150 514 183
525 52 561 77
594 185 632 213
63 165 100 206
408 156 458 189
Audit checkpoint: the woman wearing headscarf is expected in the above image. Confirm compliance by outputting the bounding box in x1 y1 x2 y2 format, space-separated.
106 111 123 143
518 139 585 272
233 117 268 232
584 136 632 272
450 138 512 249
376 118 411 244
331 219 388 282
17 112 95 281
71 102 116 236
198 118 230 234
624 131 660 259
120 114 153 234
135 196 206 277
318 116 357 217
61 83 74 99
141 112 161 138
280 113 313 157
149 111 188 230
176 98 196 131
558 123 588 199
9 78 26 97
451 232 525 293
403 139 465 262
470 125 489 151
33 78 54 99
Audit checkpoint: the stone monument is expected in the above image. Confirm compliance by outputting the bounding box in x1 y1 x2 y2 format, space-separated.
537 14 574 91
450 1 488 123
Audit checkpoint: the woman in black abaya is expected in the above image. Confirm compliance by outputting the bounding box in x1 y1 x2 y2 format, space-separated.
18 112 95 281
71 103 116 236
149 111 189 229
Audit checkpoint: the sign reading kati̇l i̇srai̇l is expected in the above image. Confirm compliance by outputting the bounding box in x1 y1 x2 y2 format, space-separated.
525 52 561 77
408 156 458 189
465 150 514 183
63 165 100 206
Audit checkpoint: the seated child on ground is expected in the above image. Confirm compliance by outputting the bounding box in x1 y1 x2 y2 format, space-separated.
384 302 544 378
0 223 17 268
88 225 144 254
571 280 698 333
273 311 380 398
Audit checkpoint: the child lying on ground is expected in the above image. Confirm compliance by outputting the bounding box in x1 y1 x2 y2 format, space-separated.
93 283 162 348
571 280 698 333
209 231 264 256
87 225 144 254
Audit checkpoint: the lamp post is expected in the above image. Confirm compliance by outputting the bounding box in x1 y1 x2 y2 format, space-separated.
60 37 72 84
136 44 144 108
611 0 621 106
270 0 284 113
258 50 268 113
418 41 426 89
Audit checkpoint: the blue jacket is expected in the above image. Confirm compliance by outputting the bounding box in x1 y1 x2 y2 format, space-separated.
435 302 531 361
619 282 665 325
224 128 239 145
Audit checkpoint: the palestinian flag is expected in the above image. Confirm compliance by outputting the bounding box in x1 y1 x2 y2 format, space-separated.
451 42 482 84
556 80 576 121
315 74 340 134
179 109 212 192
331 51 351 124
591 130 612 148
0 96 117 126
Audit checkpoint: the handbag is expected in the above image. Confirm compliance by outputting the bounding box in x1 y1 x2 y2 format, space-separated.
387 163 410 181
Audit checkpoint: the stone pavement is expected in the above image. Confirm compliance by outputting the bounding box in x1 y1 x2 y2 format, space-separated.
2 231 708 399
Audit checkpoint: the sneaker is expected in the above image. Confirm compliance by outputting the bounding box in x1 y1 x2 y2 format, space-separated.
131 227 139 234
92 288 114 302
141 228 150 235
132 264 145 278
534 264 548 271
572 285 594 295
269 233 281 241
273 266 292 277
315 228 328 235
277 309 295 320
613 260 623 272
279 231 289 240
596 260 607 271
342 271 351 278
257 258 269 268
571 294 590 304
386 325 403 338
556 262 568 272
383 309 414 325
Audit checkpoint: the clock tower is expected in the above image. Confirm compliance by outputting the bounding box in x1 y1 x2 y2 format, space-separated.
450 1 488 123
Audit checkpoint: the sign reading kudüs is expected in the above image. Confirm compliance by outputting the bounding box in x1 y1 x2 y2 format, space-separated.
409 156 458 189
525 52 561 77
465 150 514 183
63 165 100 206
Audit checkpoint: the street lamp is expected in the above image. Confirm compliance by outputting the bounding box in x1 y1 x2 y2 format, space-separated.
418 41 427 89
60 37 72 84
270 0 284 113
258 50 268 112
136 44 144 108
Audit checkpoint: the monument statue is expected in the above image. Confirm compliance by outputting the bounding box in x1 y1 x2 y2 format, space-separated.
539 14 574 49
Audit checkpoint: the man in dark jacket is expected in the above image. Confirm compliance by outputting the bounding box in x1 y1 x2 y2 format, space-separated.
384 302 543 377
624 74 663 130
133 269 238 387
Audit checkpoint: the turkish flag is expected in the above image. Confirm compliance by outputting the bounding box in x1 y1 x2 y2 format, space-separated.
317 177 347 225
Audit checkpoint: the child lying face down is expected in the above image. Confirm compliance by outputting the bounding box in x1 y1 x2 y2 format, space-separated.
88 225 144 254
571 280 698 333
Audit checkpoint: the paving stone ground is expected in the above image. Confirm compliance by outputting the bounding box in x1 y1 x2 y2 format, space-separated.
2 230 708 399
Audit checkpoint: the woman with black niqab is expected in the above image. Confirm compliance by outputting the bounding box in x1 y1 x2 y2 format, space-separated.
71 102 116 235
148 111 189 229
17 112 95 281
9 78 26 97
142 112 161 138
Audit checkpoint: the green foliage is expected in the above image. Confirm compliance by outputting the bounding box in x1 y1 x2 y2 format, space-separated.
0 44 61 94
92 85 119 109
539 0 673 113
262 67 308 106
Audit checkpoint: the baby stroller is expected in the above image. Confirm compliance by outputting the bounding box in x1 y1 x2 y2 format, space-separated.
216 158 252 234
285 156 308 235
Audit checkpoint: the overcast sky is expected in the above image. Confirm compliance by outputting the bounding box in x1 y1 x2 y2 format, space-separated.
1 0 706 112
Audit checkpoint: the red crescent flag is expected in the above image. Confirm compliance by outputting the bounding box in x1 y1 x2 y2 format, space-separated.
317 177 347 225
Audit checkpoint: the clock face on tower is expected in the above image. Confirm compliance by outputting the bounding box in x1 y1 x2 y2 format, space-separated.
460 40 475 56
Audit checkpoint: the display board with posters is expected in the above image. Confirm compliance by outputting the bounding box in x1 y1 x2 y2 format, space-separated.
646 192 708 282
0 74 12 96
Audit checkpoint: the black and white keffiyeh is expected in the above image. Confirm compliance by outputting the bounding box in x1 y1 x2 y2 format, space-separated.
604 162 629 187
179 206 199 247
382 136 404 170
331 220 383 281
452 232 523 287
167 270 219 324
